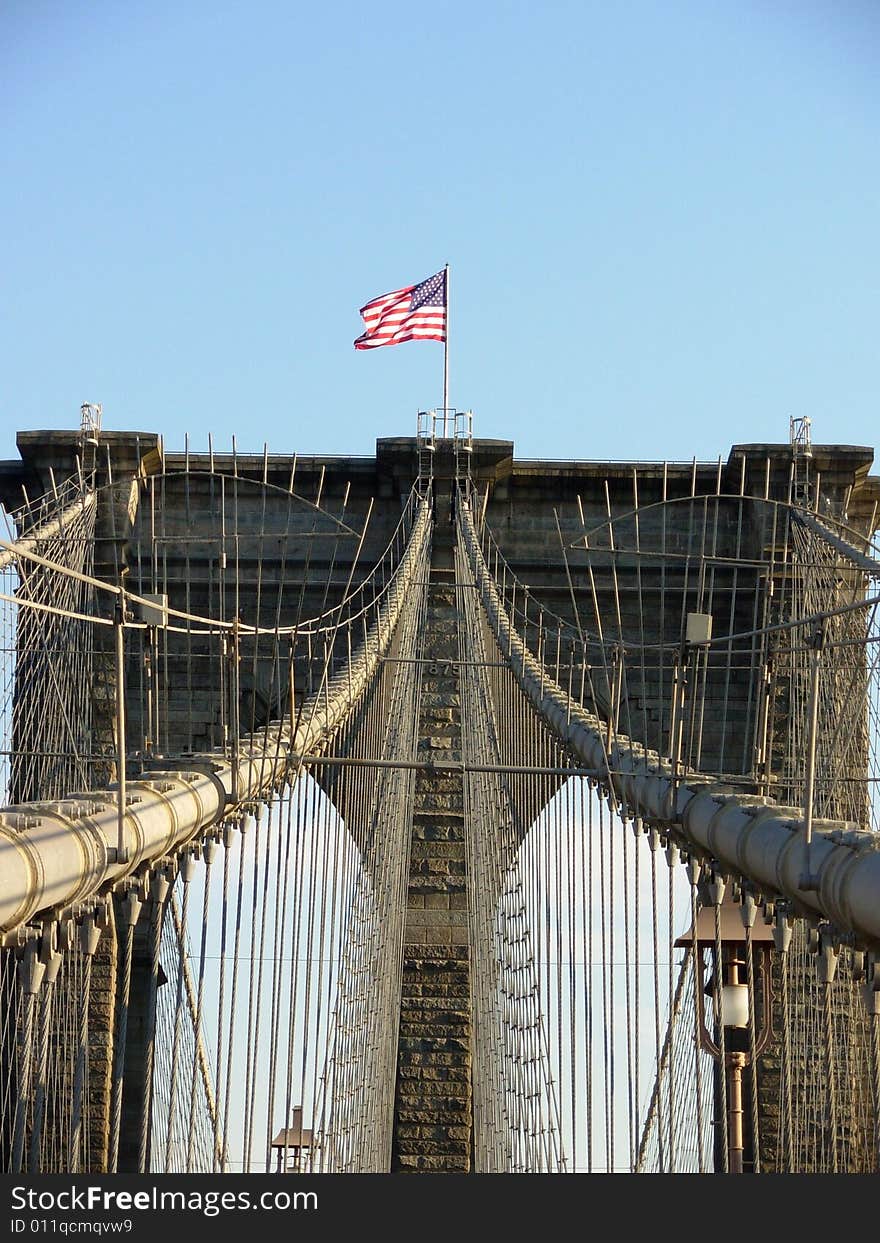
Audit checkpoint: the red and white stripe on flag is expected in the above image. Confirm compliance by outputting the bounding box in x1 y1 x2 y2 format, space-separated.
354 269 446 350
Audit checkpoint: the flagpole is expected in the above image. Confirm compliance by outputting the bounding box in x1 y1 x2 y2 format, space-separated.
443 263 450 436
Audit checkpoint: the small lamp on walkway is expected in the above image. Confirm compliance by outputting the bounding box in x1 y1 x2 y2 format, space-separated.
270 1107 313 1172
676 894 775 1173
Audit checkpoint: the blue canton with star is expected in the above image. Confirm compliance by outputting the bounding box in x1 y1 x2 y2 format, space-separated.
410 270 446 310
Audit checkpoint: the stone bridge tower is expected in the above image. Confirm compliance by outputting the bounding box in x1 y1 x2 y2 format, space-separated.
1 427 878 1172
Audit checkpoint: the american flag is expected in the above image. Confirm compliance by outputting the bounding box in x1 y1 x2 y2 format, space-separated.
354 268 447 350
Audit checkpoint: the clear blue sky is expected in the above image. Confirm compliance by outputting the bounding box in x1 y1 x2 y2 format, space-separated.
2 1 878 467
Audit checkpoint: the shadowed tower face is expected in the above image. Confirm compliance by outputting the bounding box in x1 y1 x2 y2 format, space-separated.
392 456 472 1171
1 426 879 1174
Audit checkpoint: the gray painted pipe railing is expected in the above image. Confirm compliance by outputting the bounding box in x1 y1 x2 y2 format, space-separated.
0 501 431 934
0 490 97 573
459 497 880 951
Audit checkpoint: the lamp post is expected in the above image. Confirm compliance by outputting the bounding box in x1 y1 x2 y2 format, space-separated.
676 893 775 1173
270 1107 313 1173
